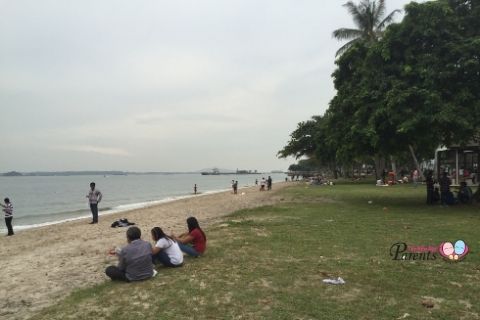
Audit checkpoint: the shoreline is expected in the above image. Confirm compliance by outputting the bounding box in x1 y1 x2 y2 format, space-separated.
0 183 289 320
0 176 283 236
7 187 233 233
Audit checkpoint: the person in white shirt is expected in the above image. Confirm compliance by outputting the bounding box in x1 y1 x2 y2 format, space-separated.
151 227 183 268
86 182 102 224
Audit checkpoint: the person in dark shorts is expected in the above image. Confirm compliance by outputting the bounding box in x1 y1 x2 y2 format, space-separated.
1 198 14 236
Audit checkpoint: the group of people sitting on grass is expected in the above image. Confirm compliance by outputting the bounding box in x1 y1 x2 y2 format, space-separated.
105 216 207 282
309 175 335 186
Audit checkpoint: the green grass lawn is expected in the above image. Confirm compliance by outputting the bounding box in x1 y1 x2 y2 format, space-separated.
32 183 480 320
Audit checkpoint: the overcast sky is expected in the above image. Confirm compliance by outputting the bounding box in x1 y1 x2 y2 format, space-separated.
0 0 420 172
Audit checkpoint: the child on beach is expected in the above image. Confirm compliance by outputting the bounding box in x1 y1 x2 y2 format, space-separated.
172 217 206 257
151 227 183 267
1 198 14 236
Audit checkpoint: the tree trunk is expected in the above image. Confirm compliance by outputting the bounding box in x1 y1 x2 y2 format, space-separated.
374 154 385 180
408 144 424 180
330 162 338 179
390 155 397 181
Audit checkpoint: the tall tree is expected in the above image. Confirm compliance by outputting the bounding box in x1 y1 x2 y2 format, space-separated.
330 0 480 175
281 0 480 180
333 0 400 56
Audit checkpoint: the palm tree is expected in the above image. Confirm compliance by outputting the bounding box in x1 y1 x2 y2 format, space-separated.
333 0 400 56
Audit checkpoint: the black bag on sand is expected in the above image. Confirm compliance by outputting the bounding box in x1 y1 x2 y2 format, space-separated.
111 218 135 228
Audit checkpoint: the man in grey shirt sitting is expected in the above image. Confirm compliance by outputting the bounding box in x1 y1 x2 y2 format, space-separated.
106 226 154 281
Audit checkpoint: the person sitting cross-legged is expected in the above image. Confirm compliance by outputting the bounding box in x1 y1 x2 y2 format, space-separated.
151 227 183 268
106 226 155 282
172 217 207 257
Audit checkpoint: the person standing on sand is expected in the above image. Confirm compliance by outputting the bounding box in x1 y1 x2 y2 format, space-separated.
267 176 272 190
86 182 102 224
194 184 198 195
234 181 238 194
1 197 14 236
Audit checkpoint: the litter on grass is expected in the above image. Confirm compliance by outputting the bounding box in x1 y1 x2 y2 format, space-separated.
322 277 346 285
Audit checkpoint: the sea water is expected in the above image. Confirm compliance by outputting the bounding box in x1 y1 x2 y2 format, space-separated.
0 173 287 233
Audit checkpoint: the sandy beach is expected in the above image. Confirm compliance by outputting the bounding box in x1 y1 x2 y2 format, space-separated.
0 183 288 320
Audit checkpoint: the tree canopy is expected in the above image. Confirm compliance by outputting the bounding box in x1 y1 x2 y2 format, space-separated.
281 0 480 176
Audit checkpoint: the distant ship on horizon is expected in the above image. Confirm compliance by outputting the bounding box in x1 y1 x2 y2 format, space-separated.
200 168 260 175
